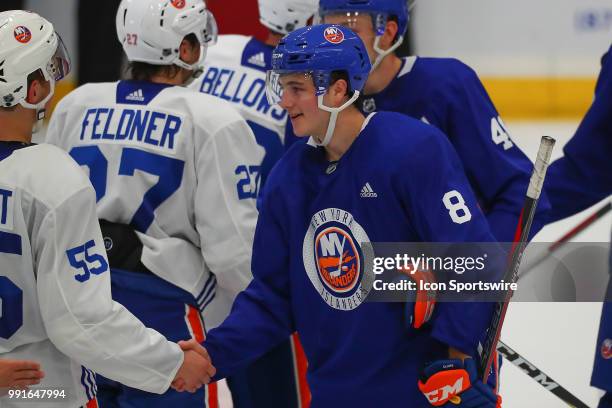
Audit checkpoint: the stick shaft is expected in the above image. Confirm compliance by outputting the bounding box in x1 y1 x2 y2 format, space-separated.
479 136 556 380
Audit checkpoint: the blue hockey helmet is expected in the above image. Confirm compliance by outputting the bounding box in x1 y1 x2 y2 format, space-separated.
319 0 409 37
318 0 409 70
266 24 371 146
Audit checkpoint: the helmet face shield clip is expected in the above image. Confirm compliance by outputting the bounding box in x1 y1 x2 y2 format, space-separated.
266 70 332 106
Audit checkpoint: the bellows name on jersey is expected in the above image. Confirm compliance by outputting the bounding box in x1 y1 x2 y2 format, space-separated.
79 107 182 153
197 67 287 123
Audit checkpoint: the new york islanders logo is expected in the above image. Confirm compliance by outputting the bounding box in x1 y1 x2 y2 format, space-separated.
602 338 612 360
303 208 374 311
315 227 360 294
323 26 344 44
14 26 32 43
171 0 185 9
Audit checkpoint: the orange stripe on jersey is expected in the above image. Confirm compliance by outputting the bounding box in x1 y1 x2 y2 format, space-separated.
85 397 99 408
185 305 206 343
185 305 217 407
291 333 311 408
207 381 219 408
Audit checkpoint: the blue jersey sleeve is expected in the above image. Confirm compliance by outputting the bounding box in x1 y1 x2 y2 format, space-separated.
396 122 503 355
204 184 294 379
545 46 612 222
424 59 550 241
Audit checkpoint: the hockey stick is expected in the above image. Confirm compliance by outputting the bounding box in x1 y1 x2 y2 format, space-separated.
479 136 556 381
519 200 612 281
497 340 590 408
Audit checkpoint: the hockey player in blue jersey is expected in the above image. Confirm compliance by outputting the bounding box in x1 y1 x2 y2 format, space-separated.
543 44 612 408
318 0 550 243
189 3 317 405
178 24 503 407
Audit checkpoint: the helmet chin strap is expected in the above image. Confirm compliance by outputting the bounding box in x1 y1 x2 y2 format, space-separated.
314 90 360 147
175 45 207 86
371 35 404 72
19 78 56 134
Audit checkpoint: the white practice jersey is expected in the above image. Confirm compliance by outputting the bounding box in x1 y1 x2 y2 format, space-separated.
46 81 263 329
189 35 292 184
0 143 182 407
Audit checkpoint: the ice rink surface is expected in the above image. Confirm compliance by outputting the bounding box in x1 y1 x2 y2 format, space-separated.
213 120 610 407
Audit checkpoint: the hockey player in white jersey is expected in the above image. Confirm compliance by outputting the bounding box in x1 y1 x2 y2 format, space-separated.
0 9 214 407
188 2 316 406
45 0 263 407
190 0 317 185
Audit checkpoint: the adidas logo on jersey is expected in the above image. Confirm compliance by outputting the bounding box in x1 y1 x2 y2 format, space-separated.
247 52 266 68
125 89 145 102
360 183 378 198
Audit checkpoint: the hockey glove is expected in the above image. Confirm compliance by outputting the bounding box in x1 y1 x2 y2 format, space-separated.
398 265 436 329
418 358 502 407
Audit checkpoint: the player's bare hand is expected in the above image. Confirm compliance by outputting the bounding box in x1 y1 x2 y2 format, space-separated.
171 346 215 393
0 359 44 394
178 338 212 363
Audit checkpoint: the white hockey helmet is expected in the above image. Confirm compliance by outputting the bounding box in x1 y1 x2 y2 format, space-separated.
0 10 70 111
116 0 218 70
258 0 318 35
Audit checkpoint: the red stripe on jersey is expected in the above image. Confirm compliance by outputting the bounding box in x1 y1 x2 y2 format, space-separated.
291 333 311 408
207 381 219 408
186 305 205 343
185 305 217 407
86 397 99 408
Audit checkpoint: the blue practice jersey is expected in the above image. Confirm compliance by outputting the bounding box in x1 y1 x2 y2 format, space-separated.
545 45 612 222
358 56 550 242
593 278 612 394
204 112 502 407
190 35 299 186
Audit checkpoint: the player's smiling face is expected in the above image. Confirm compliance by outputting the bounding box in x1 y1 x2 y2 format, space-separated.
278 73 329 138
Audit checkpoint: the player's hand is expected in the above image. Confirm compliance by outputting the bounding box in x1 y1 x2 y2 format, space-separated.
397 264 436 329
171 341 216 393
178 338 211 361
418 358 501 407
0 359 44 392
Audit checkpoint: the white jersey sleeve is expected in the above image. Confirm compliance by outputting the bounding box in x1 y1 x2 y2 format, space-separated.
0 144 182 404
192 118 260 328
